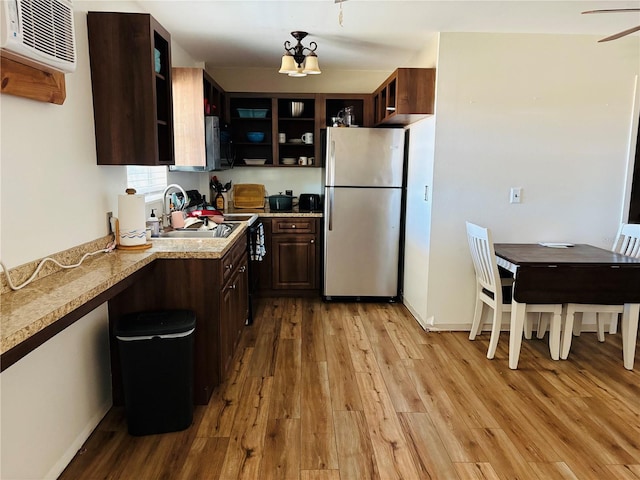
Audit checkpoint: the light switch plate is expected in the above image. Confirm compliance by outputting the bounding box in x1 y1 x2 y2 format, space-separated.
510 187 522 204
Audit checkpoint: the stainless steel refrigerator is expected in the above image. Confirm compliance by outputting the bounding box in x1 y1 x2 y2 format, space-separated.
323 127 405 299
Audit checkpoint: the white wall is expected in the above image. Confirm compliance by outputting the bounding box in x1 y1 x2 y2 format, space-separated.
406 32 640 329
0 306 111 480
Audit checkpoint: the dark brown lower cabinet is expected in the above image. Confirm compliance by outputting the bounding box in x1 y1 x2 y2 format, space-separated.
108 235 248 405
256 217 320 295
272 234 317 289
219 246 248 377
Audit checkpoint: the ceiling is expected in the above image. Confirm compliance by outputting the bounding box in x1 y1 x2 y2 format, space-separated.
140 0 640 72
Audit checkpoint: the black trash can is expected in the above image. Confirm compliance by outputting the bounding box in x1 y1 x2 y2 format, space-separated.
114 310 195 436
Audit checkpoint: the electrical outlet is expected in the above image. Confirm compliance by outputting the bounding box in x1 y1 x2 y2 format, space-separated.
424 185 429 202
107 212 113 234
510 187 522 204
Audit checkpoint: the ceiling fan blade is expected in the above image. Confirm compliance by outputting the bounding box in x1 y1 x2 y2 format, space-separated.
598 24 640 42
582 8 640 14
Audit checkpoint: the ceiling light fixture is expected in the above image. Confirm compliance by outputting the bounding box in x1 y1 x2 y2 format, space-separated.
278 31 321 77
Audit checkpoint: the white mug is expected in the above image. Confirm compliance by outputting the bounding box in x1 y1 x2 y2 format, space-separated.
278 133 286 144
298 156 308 165
301 132 313 144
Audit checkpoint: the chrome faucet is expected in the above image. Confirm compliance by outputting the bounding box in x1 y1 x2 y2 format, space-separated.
161 183 188 227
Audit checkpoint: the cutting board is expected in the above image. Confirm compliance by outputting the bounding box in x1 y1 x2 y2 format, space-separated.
233 184 265 209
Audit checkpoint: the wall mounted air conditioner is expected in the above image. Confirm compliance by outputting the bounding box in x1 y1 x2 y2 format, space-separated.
1 0 76 73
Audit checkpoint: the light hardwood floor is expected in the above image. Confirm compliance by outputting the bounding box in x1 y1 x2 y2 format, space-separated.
60 298 640 480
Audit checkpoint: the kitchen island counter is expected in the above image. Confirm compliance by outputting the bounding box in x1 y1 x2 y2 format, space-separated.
0 223 249 370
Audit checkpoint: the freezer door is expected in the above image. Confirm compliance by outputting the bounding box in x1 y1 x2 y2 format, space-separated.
325 127 404 188
324 186 401 297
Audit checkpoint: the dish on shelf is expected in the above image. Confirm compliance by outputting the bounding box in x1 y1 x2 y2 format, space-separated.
246 131 265 143
289 138 303 144
237 108 269 118
281 158 296 165
291 101 304 117
243 158 267 166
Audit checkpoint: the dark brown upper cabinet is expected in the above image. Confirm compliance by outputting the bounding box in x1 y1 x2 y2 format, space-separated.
373 68 436 126
87 12 174 166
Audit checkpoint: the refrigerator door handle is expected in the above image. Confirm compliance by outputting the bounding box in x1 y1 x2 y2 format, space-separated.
328 187 334 231
328 140 336 187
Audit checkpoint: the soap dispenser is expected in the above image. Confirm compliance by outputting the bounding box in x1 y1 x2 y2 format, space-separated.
147 209 160 237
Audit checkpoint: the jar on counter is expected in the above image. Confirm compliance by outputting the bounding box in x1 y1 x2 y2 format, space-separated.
215 191 225 211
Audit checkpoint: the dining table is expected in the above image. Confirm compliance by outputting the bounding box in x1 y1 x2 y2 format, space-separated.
493 243 640 370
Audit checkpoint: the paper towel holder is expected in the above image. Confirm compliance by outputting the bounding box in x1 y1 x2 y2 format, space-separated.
116 188 152 251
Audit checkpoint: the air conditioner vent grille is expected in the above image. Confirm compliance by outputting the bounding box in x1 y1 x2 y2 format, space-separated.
19 0 75 63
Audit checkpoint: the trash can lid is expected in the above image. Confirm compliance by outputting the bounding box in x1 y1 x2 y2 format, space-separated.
114 310 196 338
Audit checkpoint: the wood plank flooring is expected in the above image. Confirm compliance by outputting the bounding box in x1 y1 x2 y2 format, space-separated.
60 297 640 479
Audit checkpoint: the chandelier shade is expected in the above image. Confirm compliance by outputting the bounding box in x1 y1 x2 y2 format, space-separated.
302 53 321 74
279 53 297 74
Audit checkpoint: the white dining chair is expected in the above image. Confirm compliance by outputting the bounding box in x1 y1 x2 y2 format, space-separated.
466 222 564 361
560 223 640 359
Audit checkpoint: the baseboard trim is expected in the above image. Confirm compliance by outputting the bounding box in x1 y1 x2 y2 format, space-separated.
44 399 112 480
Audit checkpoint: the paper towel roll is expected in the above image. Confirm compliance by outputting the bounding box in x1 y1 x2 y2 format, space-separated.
118 190 146 246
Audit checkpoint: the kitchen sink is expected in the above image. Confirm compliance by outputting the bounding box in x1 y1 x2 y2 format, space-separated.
223 213 259 225
157 223 239 239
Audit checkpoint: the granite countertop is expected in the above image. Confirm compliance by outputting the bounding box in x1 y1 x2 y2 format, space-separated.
0 223 249 358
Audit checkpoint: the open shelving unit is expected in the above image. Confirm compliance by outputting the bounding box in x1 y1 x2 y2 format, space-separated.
226 93 319 167
276 97 316 166
229 96 274 166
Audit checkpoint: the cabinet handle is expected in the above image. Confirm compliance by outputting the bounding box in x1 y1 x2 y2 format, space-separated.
310 239 315 244
291 224 296 228
228 284 237 290
239 266 246 273
225 264 233 270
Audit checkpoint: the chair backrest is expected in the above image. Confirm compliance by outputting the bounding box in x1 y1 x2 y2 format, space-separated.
612 223 640 258
466 222 501 298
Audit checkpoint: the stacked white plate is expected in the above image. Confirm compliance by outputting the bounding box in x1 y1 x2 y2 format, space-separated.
244 158 266 166
282 158 296 165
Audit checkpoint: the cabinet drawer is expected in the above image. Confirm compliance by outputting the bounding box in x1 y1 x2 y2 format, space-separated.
272 218 316 234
